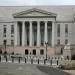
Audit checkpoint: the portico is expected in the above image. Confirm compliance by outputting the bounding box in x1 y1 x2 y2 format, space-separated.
14 8 56 47
14 20 55 47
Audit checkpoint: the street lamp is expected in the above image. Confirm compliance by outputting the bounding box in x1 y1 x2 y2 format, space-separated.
45 42 48 60
4 42 7 54
12 44 14 55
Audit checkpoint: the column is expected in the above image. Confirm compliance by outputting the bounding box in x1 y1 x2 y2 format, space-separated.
29 21 32 46
22 21 25 46
37 21 40 46
52 21 55 47
44 21 48 43
14 22 18 46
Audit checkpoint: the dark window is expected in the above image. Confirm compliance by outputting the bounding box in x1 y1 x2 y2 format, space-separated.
25 49 28 55
61 48 63 54
11 40 14 46
33 49 36 55
57 24 60 37
3 40 7 45
40 49 44 55
65 24 68 37
3 25 6 33
11 25 14 34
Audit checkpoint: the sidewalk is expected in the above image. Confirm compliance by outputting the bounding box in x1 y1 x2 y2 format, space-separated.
63 70 75 75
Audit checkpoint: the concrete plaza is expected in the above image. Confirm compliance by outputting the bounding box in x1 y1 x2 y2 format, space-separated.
0 63 72 75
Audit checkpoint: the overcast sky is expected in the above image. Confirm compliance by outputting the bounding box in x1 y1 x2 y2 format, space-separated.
0 0 75 6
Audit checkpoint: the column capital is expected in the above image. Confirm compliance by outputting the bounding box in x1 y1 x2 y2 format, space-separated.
22 21 25 25
29 21 33 23
22 21 25 23
44 21 48 23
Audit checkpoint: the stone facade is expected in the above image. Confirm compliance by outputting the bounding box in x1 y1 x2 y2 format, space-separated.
0 6 75 59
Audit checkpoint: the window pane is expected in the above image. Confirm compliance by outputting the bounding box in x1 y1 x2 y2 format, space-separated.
33 49 36 55
65 24 68 37
11 40 14 46
25 49 28 55
3 40 7 45
11 25 14 34
40 49 44 55
3 25 6 33
57 24 60 37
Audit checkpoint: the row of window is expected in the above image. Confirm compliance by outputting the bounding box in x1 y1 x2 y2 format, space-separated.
3 39 68 46
3 24 68 37
57 39 68 45
57 24 68 37
3 25 14 37
3 40 14 46
25 49 44 55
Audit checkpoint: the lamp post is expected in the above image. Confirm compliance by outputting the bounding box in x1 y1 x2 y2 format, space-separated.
45 42 48 60
4 42 7 54
12 44 14 55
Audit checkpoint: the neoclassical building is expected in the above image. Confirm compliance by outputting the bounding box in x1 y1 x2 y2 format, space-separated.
0 6 75 59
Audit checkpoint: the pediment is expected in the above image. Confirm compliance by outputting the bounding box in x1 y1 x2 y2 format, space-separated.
13 8 57 18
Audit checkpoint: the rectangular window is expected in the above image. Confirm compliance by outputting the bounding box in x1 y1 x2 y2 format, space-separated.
3 25 6 34
57 24 60 37
11 25 14 34
40 49 44 55
65 24 68 37
57 39 60 45
65 39 68 44
3 40 7 45
11 40 14 46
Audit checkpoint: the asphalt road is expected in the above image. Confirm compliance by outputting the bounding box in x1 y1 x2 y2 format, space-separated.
0 63 72 75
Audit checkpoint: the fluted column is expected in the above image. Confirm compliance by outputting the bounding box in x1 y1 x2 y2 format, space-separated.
29 21 32 46
52 21 55 47
14 22 18 46
37 21 40 46
44 21 48 44
22 21 25 46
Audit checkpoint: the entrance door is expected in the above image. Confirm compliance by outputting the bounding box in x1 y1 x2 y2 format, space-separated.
33 49 36 55
25 49 28 55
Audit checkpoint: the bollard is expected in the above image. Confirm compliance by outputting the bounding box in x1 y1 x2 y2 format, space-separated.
18 57 20 63
51 60 52 65
25 58 26 63
31 59 33 64
12 57 14 63
5 56 7 62
44 59 46 64
57 60 58 65
38 59 39 64
0 56 1 62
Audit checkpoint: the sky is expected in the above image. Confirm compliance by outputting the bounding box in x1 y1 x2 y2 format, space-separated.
0 0 75 6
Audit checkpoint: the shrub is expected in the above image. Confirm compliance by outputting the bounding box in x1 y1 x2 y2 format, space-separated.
59 60 75 70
